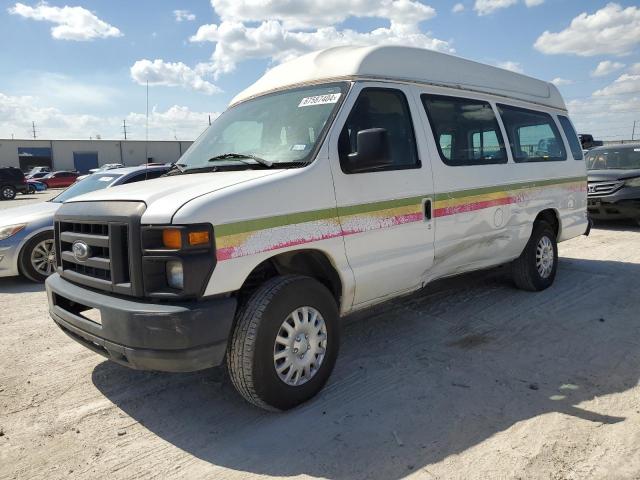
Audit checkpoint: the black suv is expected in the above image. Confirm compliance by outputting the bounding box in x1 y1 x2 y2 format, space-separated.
586 144 640 225
0 167 28 200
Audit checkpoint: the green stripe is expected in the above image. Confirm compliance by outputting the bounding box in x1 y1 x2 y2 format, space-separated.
216 175 586 237
433 176 586 201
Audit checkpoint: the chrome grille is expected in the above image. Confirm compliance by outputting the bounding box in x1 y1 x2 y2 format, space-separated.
587 181 624 197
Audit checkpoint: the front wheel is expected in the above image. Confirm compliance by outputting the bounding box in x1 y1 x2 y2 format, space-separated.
511 221 558 291
227 275 340 411
19 231 56 283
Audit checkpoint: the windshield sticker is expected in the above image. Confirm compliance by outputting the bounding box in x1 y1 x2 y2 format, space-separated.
98 176 115 182
291 144 307 151
298 93 341 107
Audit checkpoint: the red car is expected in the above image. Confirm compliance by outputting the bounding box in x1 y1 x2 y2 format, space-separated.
40 171 80 188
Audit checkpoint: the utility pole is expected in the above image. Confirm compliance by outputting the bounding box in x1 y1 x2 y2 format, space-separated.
208 114 211 126
122 119 128 140
31 121 37 139
633 120 637 141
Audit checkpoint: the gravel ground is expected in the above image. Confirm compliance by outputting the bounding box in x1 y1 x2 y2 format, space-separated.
0 196 639 479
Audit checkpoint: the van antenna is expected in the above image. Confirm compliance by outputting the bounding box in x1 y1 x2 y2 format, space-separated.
145 79 149 180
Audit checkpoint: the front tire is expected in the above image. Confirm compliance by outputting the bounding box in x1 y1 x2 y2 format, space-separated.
19 231 56 283
227 275 340 411
511 221 558 291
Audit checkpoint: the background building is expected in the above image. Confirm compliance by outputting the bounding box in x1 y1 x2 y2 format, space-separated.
0 139 193 172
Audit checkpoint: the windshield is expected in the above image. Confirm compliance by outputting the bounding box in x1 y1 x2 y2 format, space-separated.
51 173 122 203
586 147 640 170
179 83 347 170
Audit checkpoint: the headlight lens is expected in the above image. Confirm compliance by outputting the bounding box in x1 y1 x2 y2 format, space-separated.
166 260 184 289
625 177 640 187
0 224 27 240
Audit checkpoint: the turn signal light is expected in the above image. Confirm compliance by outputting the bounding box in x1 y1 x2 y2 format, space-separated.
162 229 182 249
188 230 210 246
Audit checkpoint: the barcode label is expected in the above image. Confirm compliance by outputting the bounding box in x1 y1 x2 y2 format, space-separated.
298 93 342 107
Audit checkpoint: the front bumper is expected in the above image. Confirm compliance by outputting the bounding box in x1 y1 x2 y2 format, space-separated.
587 198 640 220
46 274 237 372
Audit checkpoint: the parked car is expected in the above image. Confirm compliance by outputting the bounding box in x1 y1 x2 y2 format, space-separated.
26 166 51 176
586 143 640 225
25 179 48 194
45 46 588 411
39 171 80 188
0 165 169 282
0 167 28 200
77 164 125 181
26 171 50 180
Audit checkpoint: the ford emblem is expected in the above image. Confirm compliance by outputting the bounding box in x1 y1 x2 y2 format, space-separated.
72 240 91 262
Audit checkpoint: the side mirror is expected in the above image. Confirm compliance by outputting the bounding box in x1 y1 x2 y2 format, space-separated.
345 128 392 173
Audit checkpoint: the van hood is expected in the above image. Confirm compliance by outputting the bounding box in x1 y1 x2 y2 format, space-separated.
66 169 285 222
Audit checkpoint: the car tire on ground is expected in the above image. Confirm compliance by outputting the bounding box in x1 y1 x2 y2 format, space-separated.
19 231 56 283
26 184 36 194
1 185 17 200
227 275 340 411
511 220 558 292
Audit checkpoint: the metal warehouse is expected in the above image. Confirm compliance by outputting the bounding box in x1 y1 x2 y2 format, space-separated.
0 139 193 172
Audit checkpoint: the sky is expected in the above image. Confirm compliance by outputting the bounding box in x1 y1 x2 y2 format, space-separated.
0 0 638 142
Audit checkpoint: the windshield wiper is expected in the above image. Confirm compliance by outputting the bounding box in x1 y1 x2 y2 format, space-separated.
208 153 273 168
164 163 186 176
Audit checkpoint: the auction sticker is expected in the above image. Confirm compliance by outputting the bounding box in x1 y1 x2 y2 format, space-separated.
298 93 341 107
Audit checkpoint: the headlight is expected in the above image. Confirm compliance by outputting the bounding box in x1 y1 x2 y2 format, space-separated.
0 224 27 240
166 260 184 289
625 177 640 187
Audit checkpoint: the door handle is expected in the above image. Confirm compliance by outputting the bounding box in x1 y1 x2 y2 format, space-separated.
423 198 432 221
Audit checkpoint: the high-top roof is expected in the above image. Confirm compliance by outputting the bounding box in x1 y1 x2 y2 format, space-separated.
230 45 566 111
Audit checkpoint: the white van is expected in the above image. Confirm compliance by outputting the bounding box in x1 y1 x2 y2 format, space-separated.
46 46 588 411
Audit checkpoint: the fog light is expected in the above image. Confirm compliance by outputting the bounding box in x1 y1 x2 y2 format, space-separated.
166 260 184 289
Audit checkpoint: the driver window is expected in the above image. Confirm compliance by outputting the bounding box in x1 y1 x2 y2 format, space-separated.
338 88 419 173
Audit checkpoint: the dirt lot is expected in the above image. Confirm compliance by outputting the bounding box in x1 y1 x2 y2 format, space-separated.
1 195 639 479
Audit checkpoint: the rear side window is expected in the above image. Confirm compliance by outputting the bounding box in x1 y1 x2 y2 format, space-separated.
339 88 419 173
421 95 507 166
498 104 566 162
558 115 583 160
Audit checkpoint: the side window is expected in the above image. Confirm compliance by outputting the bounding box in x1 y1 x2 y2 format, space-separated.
497 104 567 162
339 88 419 173
558 115 583 160
122 170 167 184
421 95 507 166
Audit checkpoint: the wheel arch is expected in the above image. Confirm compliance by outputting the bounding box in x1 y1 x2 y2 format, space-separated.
534 208 561 238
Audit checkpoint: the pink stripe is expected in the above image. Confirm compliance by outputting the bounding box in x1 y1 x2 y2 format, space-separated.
434 196 514 218
216 212 424 261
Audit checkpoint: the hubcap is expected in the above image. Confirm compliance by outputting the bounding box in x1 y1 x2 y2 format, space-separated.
2 187 13 199
273 306 328 386
30 239 56 277
536 235 554 279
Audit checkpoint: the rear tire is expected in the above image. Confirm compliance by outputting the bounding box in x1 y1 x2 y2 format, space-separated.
227 275 340 411
19 231 56 283
511 221 557 291
1 185 16 200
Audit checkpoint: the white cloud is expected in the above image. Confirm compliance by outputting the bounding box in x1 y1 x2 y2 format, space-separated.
0 92 215 140
130 59 221 95
474 0 517 15
534 3 640 56
452 3 465 13
524 0 544 6
550 77 573 86
591 60 625 77
174 9 195 22
8 2 122 41
628 63 640 75
209 0 436 29
496 61 524 73
593 73 640 97
191 20 453 79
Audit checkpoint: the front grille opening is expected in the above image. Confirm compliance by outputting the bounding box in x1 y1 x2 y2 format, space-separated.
63 261 112 281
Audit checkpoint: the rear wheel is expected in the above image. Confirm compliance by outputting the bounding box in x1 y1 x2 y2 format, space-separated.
511 221 558 291
1 185 16 200
19 231 56 283
227 275 340 411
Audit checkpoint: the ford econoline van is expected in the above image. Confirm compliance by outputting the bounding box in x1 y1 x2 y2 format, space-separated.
46 46 589 411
